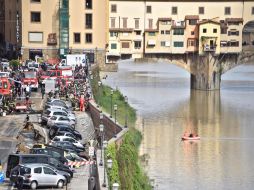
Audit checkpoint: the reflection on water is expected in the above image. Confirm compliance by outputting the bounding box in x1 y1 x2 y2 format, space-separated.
103 60 254 190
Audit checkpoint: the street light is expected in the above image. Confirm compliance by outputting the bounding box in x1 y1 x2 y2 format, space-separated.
100 112 103 122
99 124 104 166
114 104 118 138
97 81 102 108
110 89 114 118
112 183 120 190
102 140 108 187
107 159 113 169
124 96 128 128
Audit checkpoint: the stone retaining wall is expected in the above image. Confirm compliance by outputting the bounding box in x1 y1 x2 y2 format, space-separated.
88 101 122 141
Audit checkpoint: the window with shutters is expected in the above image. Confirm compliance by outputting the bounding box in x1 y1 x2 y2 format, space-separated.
135 19 139 29
173 29 184 35
189 20 197 25
228 41 239 47
165 30 170 35
85 14 92 29
74 33 81 43
122 42 129 48
225 7 231 15
111 18 116 28
172 7 178 15
31 12 41 22
174 41 184 47
111 4 117 13
199 7 204 14
187 39 195 47
85 0 92 9
85 33 92 43
134 41 141 49
111 43 117 49
146 6 152 13
228 30 239 36
148 19 153 29
123 18 127 28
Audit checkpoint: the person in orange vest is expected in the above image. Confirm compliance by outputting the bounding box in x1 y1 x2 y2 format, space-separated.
79 94 85 111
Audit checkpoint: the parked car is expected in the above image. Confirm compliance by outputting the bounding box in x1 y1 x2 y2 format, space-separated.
30 147 68 164
10 163 66 189
44 108 76 120
46 99 72 110
65 152 87 162
47 115 75 127
49 124 82 140
6 154 49 178
42 109 75 126
55 131 78 140
51 141 80 153
51 136 85 151
48 157 73 178
44 104 74 114
10 163 71 185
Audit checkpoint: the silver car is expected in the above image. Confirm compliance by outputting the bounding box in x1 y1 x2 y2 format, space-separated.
10 163 66 189
47 115 76 128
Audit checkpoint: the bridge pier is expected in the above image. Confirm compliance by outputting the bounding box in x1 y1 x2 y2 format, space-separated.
190 53 221 91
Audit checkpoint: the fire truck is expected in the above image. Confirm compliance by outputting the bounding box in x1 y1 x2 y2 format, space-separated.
39 68 73 84
0 77 11 95
22 71 39 91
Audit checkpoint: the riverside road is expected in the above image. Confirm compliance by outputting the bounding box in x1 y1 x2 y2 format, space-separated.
103 60 254 190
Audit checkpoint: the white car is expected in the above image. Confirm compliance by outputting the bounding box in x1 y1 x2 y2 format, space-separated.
47 115 75 128
51 136 85 150
43 109 76 123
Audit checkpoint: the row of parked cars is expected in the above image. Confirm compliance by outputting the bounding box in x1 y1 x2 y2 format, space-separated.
7 98 87 189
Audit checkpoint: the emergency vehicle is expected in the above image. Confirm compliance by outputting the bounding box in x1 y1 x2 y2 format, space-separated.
39 68 73 84
22 71 39 90
0 77 11 95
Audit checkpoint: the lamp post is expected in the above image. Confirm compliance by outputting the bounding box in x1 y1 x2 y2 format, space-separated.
107 159 113 169
99 111 103 122
99 124 104 166
97 81 102 108
102 140 108 187
112 183 120 190
124 96 128 128
114 104 118 138
110 89 114 118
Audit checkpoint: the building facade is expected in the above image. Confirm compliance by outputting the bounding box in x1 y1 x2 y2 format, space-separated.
1 0 108 62
107 0 254 61
0 0 21 58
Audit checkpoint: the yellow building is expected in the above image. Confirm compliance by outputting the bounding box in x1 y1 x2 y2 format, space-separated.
107 0 254 61
1 0 108 62
198 20 221 55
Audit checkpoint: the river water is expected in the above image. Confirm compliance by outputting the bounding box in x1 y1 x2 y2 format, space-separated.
103 60 254 190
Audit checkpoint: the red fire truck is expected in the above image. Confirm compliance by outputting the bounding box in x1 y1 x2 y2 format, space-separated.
39 68 73 84
22 71 39 91
0 77 11 95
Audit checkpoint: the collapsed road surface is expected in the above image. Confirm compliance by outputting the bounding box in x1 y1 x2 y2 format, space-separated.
0 115 26 167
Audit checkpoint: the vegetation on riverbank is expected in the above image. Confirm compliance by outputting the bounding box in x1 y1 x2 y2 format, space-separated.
91 66 151 190
91 67 136 127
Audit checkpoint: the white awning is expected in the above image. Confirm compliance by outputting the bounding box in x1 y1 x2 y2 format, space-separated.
148 40 156 45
